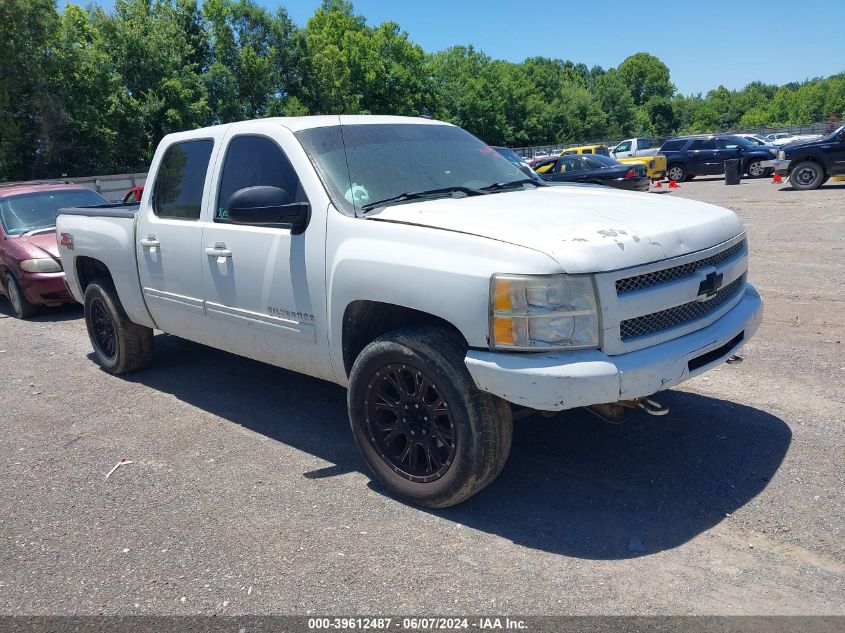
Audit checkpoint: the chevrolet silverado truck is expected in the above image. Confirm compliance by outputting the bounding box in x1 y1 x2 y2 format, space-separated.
609 138 661 159
56 115 762 507
772 124 845 190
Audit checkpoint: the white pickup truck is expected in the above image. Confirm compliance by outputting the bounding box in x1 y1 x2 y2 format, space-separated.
609 137 661 159
56 115 762 507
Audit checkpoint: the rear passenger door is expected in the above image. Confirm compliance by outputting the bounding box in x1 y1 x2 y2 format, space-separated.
687 138 719 175
136 137 217 338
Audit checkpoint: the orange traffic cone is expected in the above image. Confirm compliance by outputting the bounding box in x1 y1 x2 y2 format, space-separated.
772 173 783 184
669 180 680 189
653 180 662 188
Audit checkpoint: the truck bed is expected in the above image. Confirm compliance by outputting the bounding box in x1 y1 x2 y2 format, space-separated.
55 202 155 329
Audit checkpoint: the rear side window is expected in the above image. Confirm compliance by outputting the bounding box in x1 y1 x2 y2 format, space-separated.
660 140 685 152
595 147 610 156
690 139 716 150
639 139 653 149
216 135 306 222
153 140 213 219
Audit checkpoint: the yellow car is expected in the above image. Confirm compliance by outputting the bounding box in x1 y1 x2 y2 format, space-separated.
559 145 667 181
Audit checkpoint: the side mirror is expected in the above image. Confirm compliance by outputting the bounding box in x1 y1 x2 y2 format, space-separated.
226 186 309 233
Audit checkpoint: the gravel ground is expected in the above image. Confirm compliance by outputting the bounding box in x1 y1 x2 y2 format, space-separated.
0 177 842 616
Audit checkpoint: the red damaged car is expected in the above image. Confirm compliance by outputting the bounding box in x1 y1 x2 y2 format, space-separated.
0 182 107 318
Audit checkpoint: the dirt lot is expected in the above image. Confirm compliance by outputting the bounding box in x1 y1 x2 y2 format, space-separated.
1 177 843 615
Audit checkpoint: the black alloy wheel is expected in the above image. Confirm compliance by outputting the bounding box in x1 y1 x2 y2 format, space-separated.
90 296 118 360
364 363 456 483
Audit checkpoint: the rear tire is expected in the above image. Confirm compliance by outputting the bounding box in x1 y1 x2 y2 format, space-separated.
789 161 825 190
667 163 687 182
4 273 38 319
83 279 153 374
348 327 512 508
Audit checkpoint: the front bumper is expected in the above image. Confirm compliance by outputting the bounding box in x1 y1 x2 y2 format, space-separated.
465 284 763 411
19 271 74 305
773 159 790 175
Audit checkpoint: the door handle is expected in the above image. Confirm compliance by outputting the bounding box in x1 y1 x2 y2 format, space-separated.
205 243 233 259
139 236 160 248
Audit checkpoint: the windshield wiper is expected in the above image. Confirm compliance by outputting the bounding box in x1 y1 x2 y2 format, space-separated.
480 178 545 192
360 186 487 213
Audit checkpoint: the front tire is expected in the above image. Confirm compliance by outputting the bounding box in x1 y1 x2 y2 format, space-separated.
667 163 687 182
348 327 512 508
746 159 766 178
789 161 825 190
4 273 37 319
84 280 153 374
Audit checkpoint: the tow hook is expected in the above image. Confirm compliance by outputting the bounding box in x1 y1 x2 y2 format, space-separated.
636 397 670 416
726 354 744 364
587 396 670 423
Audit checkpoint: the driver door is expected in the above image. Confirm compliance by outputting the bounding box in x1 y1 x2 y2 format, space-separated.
198 123 333 380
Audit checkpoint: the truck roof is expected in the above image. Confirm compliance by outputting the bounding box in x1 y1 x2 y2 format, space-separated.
160 115 452 144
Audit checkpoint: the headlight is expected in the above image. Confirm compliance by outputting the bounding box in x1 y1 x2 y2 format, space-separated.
20 258 62 273
490 274 599 350
778 150 786 160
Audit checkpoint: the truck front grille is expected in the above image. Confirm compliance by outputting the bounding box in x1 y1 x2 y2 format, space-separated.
619 275 745 341
616 240 746 295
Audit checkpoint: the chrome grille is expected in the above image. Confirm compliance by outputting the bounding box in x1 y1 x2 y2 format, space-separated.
616 240 746 294
620 275 745 340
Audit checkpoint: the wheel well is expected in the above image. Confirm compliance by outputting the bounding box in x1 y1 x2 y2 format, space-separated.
0 264 9 292
789 156 825 172
75 256 113 291
342 300 466 377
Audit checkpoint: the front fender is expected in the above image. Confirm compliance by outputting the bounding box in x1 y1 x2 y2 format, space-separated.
324 214 561 384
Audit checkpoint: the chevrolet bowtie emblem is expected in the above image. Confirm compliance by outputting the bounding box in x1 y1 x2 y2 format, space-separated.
697 271 724 299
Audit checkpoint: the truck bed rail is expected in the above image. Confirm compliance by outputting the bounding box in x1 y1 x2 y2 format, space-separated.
58 203 139 219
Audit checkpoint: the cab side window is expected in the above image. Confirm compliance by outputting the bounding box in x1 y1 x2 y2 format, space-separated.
153 140 213 219
616 141 632 152
216 136 306 223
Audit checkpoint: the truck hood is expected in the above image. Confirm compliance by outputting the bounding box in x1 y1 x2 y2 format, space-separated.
12 231 61 260
368 185 743 273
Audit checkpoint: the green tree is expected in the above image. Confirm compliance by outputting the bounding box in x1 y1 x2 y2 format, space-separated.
618 52 674 106
593 69 636 138
0 0 58 179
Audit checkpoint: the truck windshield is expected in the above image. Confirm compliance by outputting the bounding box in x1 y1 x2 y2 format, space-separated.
0 189 107 236
296 123 532 214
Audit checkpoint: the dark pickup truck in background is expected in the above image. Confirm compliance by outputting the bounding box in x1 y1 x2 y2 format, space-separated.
772 124 845 190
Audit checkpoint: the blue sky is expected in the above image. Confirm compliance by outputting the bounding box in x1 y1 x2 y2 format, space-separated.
72 0 844 95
